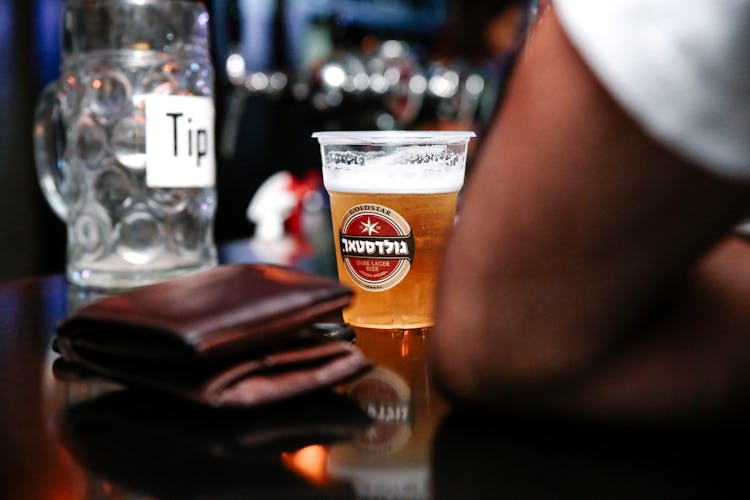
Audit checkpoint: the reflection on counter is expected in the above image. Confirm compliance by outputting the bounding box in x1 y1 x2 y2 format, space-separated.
284 328 448 499
347 367 414 455
50 386 368 498
42 314 448 498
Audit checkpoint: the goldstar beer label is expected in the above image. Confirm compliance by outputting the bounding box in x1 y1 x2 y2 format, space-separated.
339 203 414 291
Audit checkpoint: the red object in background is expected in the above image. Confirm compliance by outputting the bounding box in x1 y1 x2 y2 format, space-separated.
285 170 324 235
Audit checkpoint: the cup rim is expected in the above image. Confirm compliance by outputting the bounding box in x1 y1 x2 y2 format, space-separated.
312 130 476 145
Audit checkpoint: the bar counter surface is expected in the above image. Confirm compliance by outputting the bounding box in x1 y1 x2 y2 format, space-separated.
1 262 748 498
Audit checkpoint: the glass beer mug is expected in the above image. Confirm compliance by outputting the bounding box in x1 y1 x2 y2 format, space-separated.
34 0 217 289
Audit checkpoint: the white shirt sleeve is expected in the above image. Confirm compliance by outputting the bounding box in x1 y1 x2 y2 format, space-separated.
554 0 750 181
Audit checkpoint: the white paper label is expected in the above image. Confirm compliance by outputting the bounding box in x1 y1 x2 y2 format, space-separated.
145 95 215 188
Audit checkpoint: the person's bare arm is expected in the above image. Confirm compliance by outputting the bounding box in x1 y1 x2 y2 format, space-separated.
430 10 750 420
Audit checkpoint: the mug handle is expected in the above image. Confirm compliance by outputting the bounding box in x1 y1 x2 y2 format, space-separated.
33 81 69 221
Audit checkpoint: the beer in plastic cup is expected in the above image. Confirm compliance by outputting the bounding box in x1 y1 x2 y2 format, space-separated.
313 131 474 329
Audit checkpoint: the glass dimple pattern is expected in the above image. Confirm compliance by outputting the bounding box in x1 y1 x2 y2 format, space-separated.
56 52 215 287
117 209 163 265
73 207 111 256
141 64 178 95
72 116 107 169
88 70 132 121
171 211 202 252
111 115 147 170
60 75 84 119
93 163 133 214
147 187 190 215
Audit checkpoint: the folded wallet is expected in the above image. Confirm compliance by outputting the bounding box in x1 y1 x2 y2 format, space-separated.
55 264 372 408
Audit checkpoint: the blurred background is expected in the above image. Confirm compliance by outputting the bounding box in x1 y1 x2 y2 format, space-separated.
0 0 534 282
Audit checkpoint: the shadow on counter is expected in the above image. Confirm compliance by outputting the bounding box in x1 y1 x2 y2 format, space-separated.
432 409 750 499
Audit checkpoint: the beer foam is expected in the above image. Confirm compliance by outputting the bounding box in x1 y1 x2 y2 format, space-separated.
322 144 467 193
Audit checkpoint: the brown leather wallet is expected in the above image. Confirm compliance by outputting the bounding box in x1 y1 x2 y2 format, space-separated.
55 264 372 408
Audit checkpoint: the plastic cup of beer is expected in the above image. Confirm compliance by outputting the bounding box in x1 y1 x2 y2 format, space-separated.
313 131 475 329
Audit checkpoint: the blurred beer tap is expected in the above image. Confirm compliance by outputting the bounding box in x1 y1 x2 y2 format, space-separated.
424 62 489 124
368 40 424 129
226 50 289 96
220 46 290 157
218 0 286 159
313 51 368 111
220 38 496 152
214 0 527 162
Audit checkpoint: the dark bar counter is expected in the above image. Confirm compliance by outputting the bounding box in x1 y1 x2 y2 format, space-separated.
1 255 748 499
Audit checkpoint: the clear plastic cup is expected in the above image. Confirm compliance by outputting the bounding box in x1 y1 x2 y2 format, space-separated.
313 131 474 329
